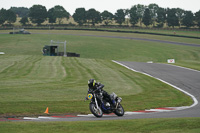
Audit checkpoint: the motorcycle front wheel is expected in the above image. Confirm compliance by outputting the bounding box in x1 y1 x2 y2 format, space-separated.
114 103 124 116
89 103 103 118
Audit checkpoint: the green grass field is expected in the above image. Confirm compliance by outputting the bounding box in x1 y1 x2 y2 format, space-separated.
1 30 200 69
1 118 200 133
0 30 200 132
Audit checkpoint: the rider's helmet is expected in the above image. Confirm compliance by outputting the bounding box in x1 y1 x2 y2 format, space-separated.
88 79 96 88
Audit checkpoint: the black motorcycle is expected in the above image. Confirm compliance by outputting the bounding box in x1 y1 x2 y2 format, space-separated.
85 89 124 118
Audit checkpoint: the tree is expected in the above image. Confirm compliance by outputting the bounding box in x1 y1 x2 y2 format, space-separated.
167 8 179 28
48 8 56 24
10 7 29 17
156 7 166 27
142 8 152 27
86 8 101 26
29 5 47 25
0 8 7 25
73 8 87 26
195 10 200 28
136 4 146 27
148 3 159 27
124 9 130 26
182 11 194 28
176 8 185 27
53 5 70 24
0 8 16 25
129 6 139 26
20 16 29 25
114 9 125 25
6 9 16 24
101 10 113 25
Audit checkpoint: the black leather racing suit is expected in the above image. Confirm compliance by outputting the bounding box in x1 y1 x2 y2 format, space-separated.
88 82 114 104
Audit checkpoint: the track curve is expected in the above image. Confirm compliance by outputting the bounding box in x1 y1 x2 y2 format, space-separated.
112 62 200 118
1 32 200 47
32 32 200 47
16 62 200 122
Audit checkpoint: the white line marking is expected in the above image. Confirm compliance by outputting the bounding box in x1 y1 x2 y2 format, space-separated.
125 112 148 115
23 117 40 120
77 114 94 117
146 109 173 112
38 116 59 119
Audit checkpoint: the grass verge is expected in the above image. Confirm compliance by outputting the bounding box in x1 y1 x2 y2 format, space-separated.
0 118 200 133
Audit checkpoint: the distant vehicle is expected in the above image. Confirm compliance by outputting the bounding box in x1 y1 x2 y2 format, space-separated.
9 29 31 34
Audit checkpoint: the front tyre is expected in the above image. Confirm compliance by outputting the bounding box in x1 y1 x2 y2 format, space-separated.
114 104 124 116
89 103 103 118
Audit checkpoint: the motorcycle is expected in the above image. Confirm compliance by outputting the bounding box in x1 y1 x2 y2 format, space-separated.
85 89 124 118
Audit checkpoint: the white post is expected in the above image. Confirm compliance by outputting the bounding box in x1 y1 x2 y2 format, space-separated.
64 41 67 57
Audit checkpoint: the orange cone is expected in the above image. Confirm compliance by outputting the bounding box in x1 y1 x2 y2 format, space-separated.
44 107 49 114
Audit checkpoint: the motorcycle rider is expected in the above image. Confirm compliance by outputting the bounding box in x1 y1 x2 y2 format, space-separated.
87 79 116 106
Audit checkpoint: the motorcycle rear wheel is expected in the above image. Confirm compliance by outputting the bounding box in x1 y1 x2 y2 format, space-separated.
89 103 103 118
114 103 124 116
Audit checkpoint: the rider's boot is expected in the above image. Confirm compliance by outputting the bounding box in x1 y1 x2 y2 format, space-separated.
112 99 116 106
109 95 116 107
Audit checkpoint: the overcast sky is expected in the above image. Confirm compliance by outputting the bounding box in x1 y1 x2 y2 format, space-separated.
1 0 200 14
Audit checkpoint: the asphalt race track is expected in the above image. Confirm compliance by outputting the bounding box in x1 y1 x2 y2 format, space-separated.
113 62 200 118
1 32 200 47
33 32 200 47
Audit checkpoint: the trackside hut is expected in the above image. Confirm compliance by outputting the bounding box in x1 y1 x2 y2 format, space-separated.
42 45 58 56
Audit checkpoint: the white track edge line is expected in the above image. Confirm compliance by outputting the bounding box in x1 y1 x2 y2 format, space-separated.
112 60 198 110
23 117 40 120
38 116 59 119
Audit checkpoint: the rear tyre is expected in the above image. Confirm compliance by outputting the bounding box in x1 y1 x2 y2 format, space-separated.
114 104 124 116
89 103 103 118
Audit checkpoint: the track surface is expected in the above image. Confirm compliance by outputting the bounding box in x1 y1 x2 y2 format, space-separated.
33 32 200 47
17 62 199 122
114 62 200 118
1 32 200 47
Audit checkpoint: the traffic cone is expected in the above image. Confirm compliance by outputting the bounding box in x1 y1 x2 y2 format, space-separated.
44 107 49 114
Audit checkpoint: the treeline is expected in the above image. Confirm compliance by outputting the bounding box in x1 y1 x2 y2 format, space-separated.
0 4 200 28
